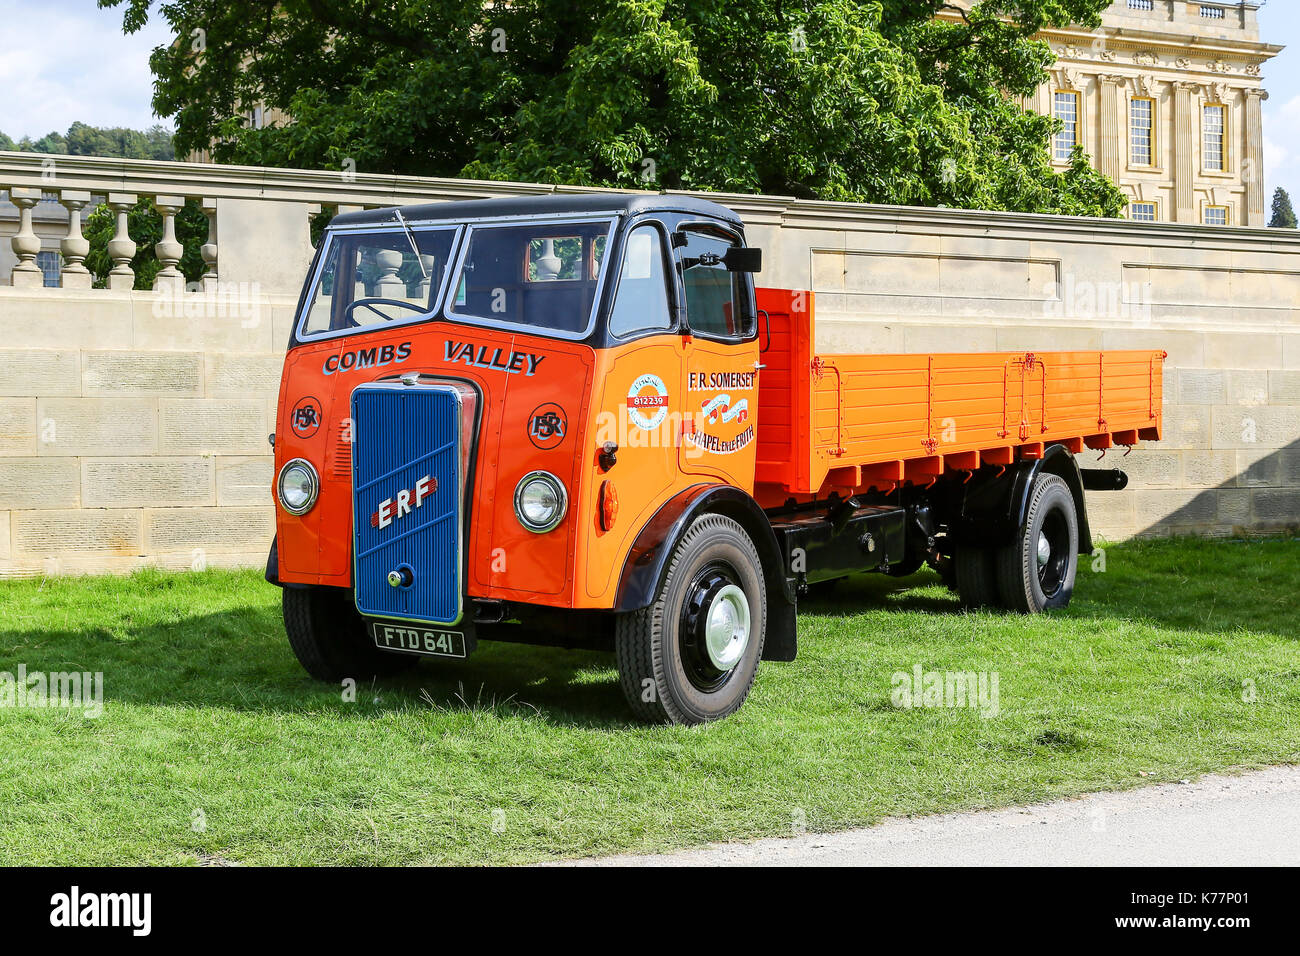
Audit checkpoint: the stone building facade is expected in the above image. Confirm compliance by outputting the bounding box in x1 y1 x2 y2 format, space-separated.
1031 0 1282 226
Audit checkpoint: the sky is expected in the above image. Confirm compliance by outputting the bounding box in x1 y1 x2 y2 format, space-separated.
1258 2 1300 201
0 0 1297 199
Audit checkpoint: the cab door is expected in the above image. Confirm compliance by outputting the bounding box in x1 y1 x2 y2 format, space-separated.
674 226 760 490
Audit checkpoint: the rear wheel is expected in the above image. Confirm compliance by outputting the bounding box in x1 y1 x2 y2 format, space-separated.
954 546 1000 609
616 514 766 725
996 473 1079 613
283 586 416 681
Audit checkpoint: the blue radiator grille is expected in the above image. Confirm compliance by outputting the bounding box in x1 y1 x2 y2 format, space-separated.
351 384 463 625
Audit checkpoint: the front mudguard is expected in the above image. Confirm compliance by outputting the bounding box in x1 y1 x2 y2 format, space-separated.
615 484 798 662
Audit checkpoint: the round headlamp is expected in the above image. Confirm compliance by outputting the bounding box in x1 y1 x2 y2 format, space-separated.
277 458 320 515
514 471 568 533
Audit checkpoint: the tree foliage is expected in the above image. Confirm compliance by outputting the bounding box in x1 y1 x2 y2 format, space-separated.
0 122 174 160
101 0 1124 215
1271 187 1298 229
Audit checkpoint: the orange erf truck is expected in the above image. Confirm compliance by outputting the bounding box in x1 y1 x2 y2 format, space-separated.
267 194 1163 724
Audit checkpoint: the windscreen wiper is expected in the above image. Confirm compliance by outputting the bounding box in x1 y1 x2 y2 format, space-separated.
394 210 429 280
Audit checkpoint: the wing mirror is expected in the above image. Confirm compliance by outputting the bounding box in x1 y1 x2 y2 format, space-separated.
677 242 763 274
722 246 762 273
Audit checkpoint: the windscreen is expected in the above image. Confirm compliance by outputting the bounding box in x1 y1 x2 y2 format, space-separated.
299 226 458 338
447 220 612 336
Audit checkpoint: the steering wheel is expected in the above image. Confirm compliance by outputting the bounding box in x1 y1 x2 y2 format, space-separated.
341 298 427 327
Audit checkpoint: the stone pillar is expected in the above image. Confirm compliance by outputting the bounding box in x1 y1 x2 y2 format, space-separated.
201 197 219 291
106 193 138 291
152 195 186 292
8 187 43 288
1174 82 1198 224
58 190 93 290
1244 88 1267 227
215 198 320 296
1098 75 1124 183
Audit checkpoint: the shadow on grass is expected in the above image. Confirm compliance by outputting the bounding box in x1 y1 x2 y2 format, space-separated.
795 537 1300 641
0 602 632 728
2 538 1294 726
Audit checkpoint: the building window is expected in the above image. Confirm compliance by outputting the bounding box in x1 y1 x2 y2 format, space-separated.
1203 104 1226 171
35 250 62 288
1129 202 1158 222
1128 0 1153 9
1053 91 1079 161
1200 6 1225 19
1203 205 1229 226
1130 97 1155 166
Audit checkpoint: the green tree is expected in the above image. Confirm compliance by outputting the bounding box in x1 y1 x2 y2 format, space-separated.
1271 187 1298 229
101 0 1125 216
65 121 177 160
0 123 174 159
18 130 69 153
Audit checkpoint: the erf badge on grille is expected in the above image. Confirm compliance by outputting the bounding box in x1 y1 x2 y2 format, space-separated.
371 474 437 530
528 403 567 450
291 396 322 438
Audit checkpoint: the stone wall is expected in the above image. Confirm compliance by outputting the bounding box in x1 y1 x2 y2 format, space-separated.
1 153 1297 576
730 197 1300 540
0 287 296 575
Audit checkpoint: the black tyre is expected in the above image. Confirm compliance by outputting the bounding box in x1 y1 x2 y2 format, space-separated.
954 546 1000 609
995 473 1079 613
615 514 767 725
283 586 416 681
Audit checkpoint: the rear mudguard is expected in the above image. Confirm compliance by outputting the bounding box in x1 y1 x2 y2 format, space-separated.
615 484 798 662
951 444 1096 554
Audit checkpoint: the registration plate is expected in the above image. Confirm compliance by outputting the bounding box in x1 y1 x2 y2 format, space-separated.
369 620 471 659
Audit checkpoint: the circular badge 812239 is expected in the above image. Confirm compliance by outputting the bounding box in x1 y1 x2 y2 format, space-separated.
626 373 669 431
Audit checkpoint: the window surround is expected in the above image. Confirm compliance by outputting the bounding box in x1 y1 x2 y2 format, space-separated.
1128 201 1159 222
1052 89 1081 164
1128 95 1158 171
1202 204 1230 226
1200 101 1232 177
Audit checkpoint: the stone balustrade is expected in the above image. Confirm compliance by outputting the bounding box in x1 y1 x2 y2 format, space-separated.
0 150 646 294
0 151 1297 576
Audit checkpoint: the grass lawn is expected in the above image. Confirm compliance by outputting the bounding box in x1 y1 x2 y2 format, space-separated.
1 537 1297 866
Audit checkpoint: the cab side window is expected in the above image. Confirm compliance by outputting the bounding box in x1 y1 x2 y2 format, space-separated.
608 225 672 338
679 230 752 339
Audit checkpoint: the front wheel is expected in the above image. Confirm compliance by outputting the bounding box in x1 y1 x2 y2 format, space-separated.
283 586 416 681
615 514 767 725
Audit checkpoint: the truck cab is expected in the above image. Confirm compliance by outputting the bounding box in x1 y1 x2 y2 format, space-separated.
270 194 780 722
269 193 1162 724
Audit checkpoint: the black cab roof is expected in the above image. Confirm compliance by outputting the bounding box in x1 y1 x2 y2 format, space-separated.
329 192 744 229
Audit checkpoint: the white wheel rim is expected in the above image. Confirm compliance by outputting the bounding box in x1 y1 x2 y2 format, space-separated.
704 584 750 671
1036 532 1052 569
